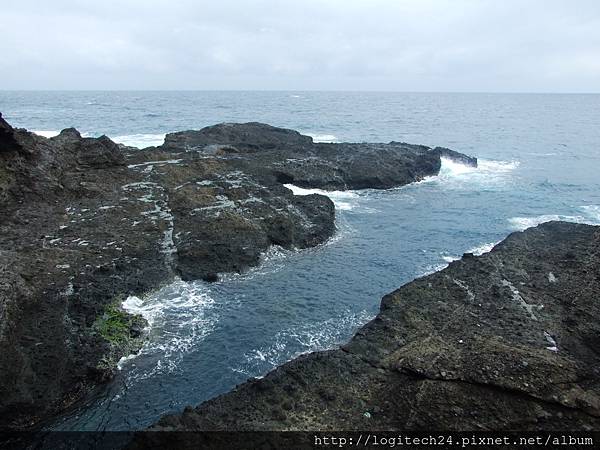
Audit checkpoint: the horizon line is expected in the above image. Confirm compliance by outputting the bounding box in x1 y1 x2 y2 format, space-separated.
1 89 599 95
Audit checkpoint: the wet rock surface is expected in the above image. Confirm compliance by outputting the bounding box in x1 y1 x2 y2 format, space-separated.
148 221 600 431
0 115 471 430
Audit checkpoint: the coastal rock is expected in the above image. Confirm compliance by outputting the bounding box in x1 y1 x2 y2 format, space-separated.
146 222 600 431
269 142 441 190
0 116 475 429
163 122 313 152
432 146 478 167
0 112 23 153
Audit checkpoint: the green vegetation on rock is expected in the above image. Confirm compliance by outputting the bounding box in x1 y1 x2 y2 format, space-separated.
93 300 147 372
96 304 133 345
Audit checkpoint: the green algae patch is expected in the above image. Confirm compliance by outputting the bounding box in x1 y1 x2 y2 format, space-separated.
93 299 147 371
96 304 134 345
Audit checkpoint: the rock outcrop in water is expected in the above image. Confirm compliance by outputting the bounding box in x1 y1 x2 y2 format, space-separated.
147 221 600 432
0 113 475 430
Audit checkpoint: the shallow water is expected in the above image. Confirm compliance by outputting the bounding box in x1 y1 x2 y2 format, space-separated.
1 91 599 430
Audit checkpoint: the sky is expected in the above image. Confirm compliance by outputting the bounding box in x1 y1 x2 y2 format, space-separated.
1 0 599 92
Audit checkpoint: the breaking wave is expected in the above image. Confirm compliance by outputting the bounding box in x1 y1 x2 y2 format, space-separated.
32 130 165 149
284 183 360 211
32 130 61 138
433 157 520 187
441 241 499 263
508 205 600 231
111 133 166 148
581 205 600 222
119 280 216 376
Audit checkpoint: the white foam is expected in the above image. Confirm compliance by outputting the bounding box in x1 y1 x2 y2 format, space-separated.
119 280 216 373
441 241 498 264
117 353 138 370
508 214 590 231
33 129 165 148
284 183 359 211
419 262 450 277
306 133 339 143
112 133 166 148
468 242 497 256
439 157 478 176
32 130 61 138
435 157 520 187
233 309 374 376
121 295 159 328
581 205 600 222
508 206 600 231
381 157 518 190
421 239 500 275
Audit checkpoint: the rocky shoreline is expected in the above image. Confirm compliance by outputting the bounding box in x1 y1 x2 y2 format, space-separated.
143 221 600 432
0 113 476 430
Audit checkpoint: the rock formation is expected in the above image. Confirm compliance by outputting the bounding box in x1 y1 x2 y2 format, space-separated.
0 114 474 430
148 221 600 431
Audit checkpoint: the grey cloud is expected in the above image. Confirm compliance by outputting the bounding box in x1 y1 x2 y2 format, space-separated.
1 0 599 91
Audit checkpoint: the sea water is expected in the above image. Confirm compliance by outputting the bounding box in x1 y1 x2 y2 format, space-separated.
1 91 599 430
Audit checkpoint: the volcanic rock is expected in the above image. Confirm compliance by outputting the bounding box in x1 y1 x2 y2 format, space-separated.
0 116 475 429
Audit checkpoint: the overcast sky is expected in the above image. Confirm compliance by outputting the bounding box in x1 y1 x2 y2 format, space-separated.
1 0 599 91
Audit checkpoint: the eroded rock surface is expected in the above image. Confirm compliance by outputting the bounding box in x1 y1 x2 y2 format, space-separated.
0 114 473 429
150 222 600 431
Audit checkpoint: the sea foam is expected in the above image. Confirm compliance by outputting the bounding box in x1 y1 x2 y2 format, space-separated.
441 241 499 263
33 130 165 149
435 157 520 186
284 184 359 211
305 133 339 143
112 133 166 148
119 280 216 374
32 130 61 138
581 205 600 222
233 309 374 376
508 206 600 231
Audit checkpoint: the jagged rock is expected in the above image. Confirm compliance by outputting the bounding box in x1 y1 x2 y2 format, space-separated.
0 112 23 153
145 222 600 432
0 116 475 430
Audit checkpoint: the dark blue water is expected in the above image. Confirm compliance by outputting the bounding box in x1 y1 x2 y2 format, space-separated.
1 92 599 430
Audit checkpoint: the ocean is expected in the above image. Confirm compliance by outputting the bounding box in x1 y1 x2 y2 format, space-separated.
1 91 599 430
